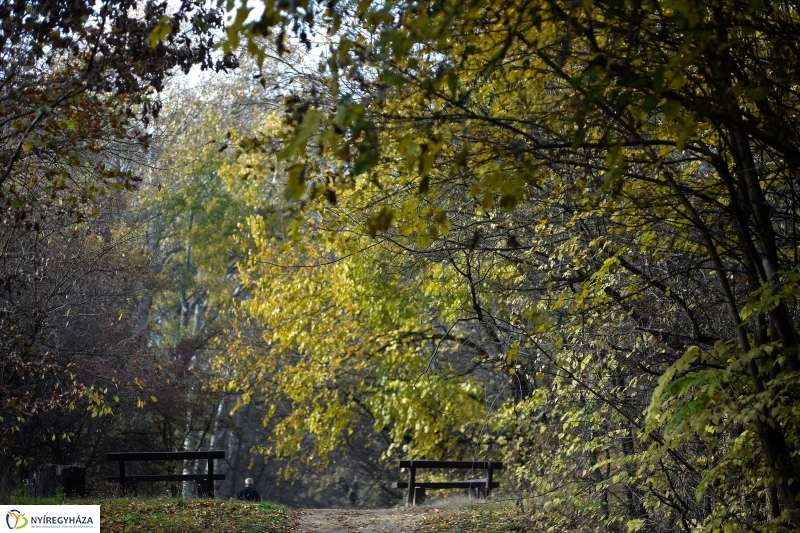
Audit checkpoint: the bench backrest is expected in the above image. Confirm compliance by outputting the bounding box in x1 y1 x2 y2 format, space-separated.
107 451 225 461
398 460 503 469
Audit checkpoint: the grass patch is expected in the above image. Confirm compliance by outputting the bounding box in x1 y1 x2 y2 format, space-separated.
420 501 532 533
2 496 294 533
102 498 294 533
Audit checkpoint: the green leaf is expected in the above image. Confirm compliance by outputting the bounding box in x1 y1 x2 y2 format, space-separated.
354 148 379 175
148 16 173 48
278 109 324 161
366 207 395 236
506 341 520 366
283 163 306 200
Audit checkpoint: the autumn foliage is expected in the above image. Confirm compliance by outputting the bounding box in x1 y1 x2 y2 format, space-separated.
208 0 800 529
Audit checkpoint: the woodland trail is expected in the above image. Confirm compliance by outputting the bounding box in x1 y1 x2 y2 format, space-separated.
293 507 439 533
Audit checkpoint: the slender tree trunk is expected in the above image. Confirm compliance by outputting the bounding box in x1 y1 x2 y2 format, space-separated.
727 128 800 525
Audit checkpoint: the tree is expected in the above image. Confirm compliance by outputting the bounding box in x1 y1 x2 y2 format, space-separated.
220 227 487 474
124 60 357 502
1 0 230 489
0 194 157 486
224 0 800 528
1 0 233 203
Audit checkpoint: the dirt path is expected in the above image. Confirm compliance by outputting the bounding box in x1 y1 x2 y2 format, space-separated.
293 507 439 533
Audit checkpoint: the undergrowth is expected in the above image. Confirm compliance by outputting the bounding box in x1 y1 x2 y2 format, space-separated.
1 496 293 533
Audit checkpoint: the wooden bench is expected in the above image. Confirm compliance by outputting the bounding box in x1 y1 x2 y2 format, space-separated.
107 450 225 497
391 460 503 506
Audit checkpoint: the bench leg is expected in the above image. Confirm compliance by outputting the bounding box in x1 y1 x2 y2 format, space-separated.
119 461 126 496
467 485 485 500
407 465 416 506
413 487 426 506
207 457 214 498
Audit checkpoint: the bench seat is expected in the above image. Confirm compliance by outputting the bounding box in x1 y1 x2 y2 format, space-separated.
108 474 225 483
391 479 499 490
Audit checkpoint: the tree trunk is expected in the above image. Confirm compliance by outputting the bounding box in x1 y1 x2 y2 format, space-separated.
35 464 86 497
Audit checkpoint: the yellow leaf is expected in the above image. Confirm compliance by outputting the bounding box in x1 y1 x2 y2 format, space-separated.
148 16 172 48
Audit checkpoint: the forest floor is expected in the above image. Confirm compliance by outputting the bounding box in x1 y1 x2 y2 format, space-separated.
294 507 433 533
292 499 531 533
3 494 529 532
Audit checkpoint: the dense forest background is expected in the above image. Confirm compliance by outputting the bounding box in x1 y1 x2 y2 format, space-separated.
3 0 800 530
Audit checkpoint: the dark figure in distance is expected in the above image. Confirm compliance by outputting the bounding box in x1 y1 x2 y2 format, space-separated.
236 478 261 501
